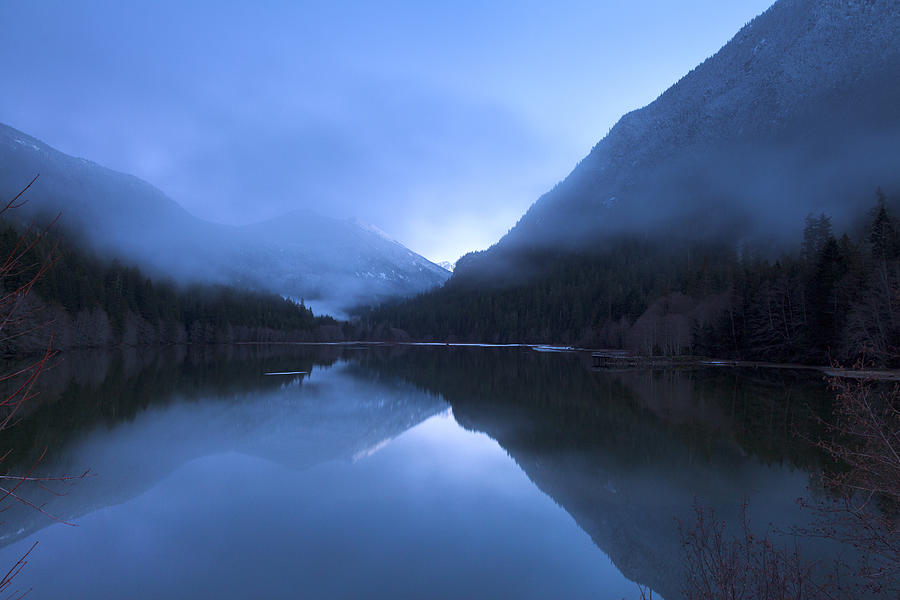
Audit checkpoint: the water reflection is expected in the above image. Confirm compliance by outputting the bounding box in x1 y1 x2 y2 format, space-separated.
0 346 445 549
0 345 840 599
350 347 842 599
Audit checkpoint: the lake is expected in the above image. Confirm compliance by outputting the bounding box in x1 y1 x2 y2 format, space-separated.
0 344 842 599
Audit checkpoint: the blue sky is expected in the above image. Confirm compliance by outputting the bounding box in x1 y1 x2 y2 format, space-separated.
0 0 774 263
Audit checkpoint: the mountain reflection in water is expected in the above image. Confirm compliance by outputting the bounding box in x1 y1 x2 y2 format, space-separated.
0 345 841 599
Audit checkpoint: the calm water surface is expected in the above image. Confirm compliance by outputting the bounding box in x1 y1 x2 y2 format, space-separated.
0 345 838 599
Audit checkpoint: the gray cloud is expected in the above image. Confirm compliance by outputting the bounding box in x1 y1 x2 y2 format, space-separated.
0 0 774 262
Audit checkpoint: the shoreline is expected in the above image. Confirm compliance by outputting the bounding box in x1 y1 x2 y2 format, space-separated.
7 340 899 381
238 341 900 381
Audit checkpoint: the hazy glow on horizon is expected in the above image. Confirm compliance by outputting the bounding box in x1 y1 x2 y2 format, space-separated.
0 0 773 263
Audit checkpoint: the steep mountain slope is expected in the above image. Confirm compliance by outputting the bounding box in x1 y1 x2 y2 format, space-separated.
466 0 900 269
365 0 900 353
0 123 449 315
0 122 220 275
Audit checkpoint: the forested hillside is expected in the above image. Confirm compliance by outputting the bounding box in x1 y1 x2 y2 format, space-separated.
0 123 449 317
0 222 345 354
356 0 900 369
362 193 900 366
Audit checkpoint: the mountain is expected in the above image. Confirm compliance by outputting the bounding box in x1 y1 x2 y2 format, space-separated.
364 0 900 355
0 123 449 317
231 211 450 316
464 0 900 268
437 260 456 272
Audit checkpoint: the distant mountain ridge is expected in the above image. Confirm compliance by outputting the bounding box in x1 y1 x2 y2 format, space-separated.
463 0 900 270
232 210 450 315
0 122 449 316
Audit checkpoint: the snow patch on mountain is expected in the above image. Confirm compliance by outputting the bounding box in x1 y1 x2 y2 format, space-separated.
353 219 398 244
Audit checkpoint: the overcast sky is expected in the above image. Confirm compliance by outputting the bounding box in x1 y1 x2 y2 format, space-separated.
0 0 773 263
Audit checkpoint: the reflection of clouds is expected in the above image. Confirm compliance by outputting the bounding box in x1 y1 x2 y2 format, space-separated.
0 411 638 600
0 359 446 550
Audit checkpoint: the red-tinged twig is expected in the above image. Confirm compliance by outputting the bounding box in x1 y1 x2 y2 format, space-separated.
0 175 39 215
0 469 93 499
0 541 36 597
0 485 77 527
0 448 50 507
0 339 54 431
0 469 93 484
0 218 59 297
0 178 82 597
677 498 847 600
